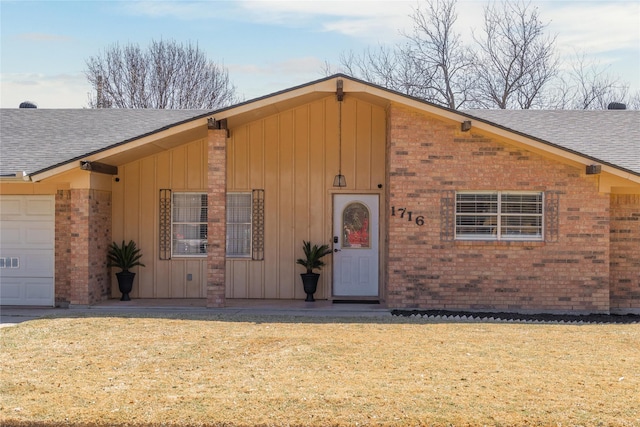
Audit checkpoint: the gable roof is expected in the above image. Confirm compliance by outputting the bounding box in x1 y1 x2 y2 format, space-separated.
465 109 639 177
210 74 640 177
1 74 638 183
0 109 212 177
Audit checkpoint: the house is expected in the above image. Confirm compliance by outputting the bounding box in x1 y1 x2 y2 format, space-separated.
1 74 638 314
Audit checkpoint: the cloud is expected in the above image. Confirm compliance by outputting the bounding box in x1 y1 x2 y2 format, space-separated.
118 1 215 20
0 73 90 108
118 0 414 42
544 2 639 55
16 33 73 42
235 1 413 41
541 1 639 90
230 56 324 75
228 56 328 99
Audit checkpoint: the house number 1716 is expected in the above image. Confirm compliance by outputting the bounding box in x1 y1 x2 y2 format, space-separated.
391 206 425 226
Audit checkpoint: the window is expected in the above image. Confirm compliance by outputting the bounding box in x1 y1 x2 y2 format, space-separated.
227 193 252 257
172 193 208 256
455 192 543 241
343 202 370 248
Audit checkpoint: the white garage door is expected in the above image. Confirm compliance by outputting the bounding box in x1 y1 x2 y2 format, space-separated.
0 195 55 306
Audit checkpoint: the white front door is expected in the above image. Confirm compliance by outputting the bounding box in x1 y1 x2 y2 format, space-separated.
333 194 379 297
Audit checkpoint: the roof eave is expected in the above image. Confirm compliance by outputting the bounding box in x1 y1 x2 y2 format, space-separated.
465 116 640 183
29 114 213 182
23 74 640 185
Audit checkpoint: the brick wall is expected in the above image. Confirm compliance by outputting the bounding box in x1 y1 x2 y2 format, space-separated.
387 104 611 313
69 189 111 305
55 190 71 305
610 194 640 313
207 129 227 307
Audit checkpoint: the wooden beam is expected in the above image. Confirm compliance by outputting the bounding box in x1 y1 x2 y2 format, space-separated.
80 161 118 175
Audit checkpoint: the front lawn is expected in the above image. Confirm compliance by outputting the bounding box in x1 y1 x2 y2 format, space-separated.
1 314 638 426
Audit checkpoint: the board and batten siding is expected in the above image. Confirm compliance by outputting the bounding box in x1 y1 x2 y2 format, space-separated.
226 95 387 300
111 135 209 299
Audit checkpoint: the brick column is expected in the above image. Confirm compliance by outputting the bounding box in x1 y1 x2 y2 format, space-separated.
207 128 227 307
55 190 71 306
69 189 112 306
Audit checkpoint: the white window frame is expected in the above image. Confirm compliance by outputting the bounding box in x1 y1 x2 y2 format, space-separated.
455 191 544 241
226 192 252 258
172 192 208 257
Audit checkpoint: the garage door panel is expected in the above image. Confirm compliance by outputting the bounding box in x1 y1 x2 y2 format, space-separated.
25 198 55 217
25 279 54 300
25 226 54 246
0 228 21 246
0 224 54 249
24 252 55 277
0 250 54 277
0 278 53 306
0 279 21 299
1 195 54 219
0 198 23 218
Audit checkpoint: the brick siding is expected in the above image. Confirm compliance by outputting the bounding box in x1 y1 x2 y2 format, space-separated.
610 194 640 312
55 190 71 305
387 104 611 313
68 189 111 305
207 129 227 307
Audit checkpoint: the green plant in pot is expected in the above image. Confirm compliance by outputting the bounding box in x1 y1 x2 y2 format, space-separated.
296 240 332 302
107 240 145 301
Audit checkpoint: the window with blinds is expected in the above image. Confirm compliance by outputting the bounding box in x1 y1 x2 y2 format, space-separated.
455 192 543 241
227 193 252 257
172 193 208 256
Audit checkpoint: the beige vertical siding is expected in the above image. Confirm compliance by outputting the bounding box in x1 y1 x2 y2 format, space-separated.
226 94 387 300
111 95 386 301
111 134 209 299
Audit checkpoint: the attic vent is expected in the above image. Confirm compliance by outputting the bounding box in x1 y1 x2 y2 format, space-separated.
607 102 626 110
19 101 37 108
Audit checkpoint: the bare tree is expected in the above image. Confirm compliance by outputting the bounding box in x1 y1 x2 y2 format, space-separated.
86 40 237 109
327 45 424 99
329 0 559 110
335 46 398 88
550 52 633 109
627 92 640 110
472 1 558 109
325 0 639 110
328 0 475 109
402 0 476 109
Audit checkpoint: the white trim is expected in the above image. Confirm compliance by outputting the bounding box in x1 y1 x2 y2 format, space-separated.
455 191 544 242
171 192 208 258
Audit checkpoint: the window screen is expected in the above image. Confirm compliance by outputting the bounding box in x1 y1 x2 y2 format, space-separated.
172 193 208 256
455 192 543 241
227 193 252 257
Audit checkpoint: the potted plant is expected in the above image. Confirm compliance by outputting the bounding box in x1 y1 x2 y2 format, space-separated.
296 240 332 302
107 240 145 301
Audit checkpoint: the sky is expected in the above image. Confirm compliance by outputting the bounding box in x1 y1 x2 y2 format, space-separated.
1 0 639 109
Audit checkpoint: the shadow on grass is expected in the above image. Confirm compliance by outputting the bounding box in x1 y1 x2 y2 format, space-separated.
5 307 639 326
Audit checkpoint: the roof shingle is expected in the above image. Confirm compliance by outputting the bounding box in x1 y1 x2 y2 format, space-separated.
1 103 638 178
0 109 212 176
465 109 640 175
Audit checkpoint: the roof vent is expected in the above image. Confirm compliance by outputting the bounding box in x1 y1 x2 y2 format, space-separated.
19 101 37 108
607 102 626 110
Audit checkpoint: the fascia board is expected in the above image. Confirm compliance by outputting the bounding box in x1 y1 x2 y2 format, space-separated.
30 117 211 182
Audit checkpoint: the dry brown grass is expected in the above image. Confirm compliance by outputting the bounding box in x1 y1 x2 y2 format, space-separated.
1 314 638 427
